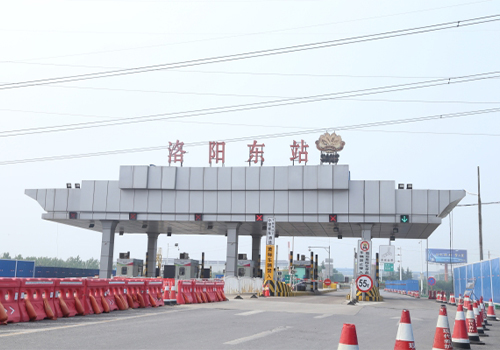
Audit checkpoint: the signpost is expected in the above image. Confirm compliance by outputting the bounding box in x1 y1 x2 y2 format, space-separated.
324 278 332 287
384 263 394 272
357 240 372 276
356 274 373 293
264 218 276 282
427 277 436 286
379 245 395 264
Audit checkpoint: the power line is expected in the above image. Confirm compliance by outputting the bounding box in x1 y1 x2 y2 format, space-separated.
456 201 500 207
1 0 489 64
1 108 498 166
1 15 498 91
0 70 499 138
4 83 500 104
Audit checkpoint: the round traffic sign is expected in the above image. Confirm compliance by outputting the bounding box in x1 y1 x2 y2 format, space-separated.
428 277 436 286
359 241 370 252
356 274 374 293
324 278 332 286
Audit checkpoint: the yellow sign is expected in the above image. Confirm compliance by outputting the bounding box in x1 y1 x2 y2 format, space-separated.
265 245 275 281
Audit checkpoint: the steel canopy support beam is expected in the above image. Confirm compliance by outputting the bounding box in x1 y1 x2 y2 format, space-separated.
225 223 241 277
251 234 262 277
99 220 118 279
147 233 159 277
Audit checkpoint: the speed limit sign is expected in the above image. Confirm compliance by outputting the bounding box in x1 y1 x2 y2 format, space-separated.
356 274 374 293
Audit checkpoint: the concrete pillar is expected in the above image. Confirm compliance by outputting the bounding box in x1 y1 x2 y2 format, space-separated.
225 223 241 277
99 220 118 279
251 234 262 277
147 233 159 277
360 224 373 241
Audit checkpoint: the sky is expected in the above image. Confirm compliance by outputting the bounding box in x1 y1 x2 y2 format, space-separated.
1 0 499 274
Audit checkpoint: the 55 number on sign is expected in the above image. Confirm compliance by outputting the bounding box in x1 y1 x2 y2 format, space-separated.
356 275 374 293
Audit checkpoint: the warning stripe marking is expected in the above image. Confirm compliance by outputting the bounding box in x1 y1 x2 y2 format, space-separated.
224 326 292 345
235 310 264 316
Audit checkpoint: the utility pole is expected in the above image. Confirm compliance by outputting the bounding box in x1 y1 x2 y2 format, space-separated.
397 247 402 280
478 166 484 261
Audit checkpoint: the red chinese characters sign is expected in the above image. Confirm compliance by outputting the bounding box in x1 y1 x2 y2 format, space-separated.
209 141 225 165
290 140 309 164
168 140 186 165
247 140 265 165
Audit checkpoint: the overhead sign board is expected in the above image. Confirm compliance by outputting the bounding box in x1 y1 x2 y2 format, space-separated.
426 249 467 264
357 240 372 275
379 245 395 264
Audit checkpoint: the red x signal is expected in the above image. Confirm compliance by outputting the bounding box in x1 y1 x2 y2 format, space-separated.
255 214 263 222
329 214 337 222
129 213 138 221
195 214 203 221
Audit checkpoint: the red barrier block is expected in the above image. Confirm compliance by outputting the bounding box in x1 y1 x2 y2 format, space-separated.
54 279 86 317
205 282 217 302
19 279 57 321
215 281 226 302
86 279 110 314
126 280 146 308
108 280 128 310
177 280 194 304
193 280 205 303
0 278 22 323
145 280 164 307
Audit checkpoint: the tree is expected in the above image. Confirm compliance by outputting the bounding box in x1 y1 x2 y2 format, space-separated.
1 252 12 259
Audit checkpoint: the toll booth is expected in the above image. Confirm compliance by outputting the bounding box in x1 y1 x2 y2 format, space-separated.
291 255 313 291
116 259 143 277
174 253 199 280
237 260 255 277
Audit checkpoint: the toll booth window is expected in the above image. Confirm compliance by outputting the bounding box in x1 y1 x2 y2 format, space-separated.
238 268 245 277
121 267 127 275
179 267 185 276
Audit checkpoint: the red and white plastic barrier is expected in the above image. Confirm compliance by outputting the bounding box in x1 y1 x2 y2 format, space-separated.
54 279 86 317
0 277 225 326
0 278 22 324
19 278 57 321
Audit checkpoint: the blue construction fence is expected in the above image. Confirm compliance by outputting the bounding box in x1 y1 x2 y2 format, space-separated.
0 259 113 278
385 280 419 292
453 258 500 304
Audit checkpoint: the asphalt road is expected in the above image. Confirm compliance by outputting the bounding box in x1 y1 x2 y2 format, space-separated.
1 290 499 349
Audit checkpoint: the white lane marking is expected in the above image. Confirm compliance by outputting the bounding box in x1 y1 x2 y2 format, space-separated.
224 326 292 345
0 310 181 338
390 317 423 321
314 314 332 319
235 310 264 316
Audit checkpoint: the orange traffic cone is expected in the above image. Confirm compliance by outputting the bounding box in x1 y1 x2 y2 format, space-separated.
452 304 470 349
466 303 484 345
487 299 498 320
337 323 359 350
464 295 470 310
449 293 456 305
432 305 453 350
458 294 463 306
473 302 488 336
394 309 415 350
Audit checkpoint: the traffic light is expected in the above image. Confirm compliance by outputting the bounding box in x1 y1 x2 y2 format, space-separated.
400 215 410 223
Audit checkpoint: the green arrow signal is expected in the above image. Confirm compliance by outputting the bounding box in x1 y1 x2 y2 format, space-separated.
400 215 409 223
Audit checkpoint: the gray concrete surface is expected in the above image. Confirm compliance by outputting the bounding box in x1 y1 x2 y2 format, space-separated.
1 290 499 349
